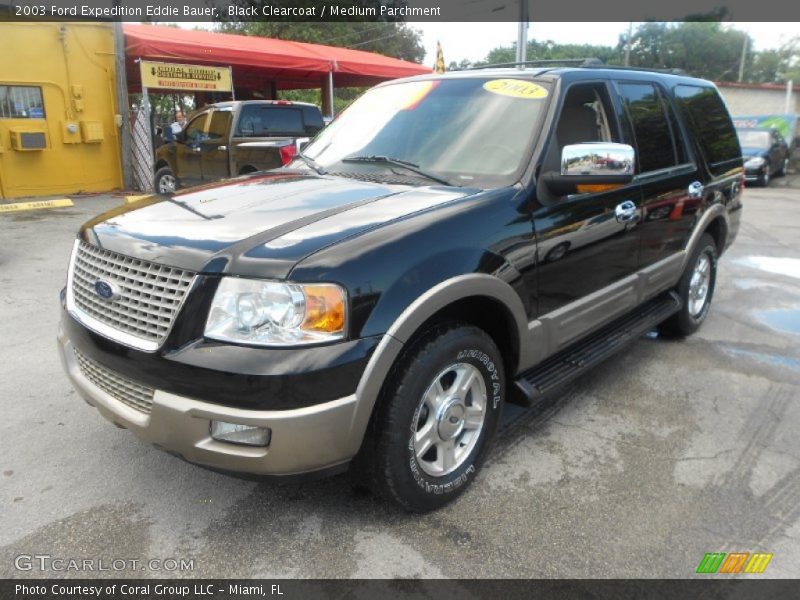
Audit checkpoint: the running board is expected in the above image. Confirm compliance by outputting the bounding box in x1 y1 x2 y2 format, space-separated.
511 291 681 408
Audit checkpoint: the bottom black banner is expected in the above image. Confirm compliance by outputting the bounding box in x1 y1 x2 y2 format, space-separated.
2 579 798 600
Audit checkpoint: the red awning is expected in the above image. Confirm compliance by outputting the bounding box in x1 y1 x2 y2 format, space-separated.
124 24 431 92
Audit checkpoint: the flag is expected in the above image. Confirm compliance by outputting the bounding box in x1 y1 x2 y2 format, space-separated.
434 41 446 74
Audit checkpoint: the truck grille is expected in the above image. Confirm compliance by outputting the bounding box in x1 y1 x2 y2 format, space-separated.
74 348 154 414
69 242 195 350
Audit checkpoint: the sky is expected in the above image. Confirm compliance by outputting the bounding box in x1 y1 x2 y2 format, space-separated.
415 22 799 66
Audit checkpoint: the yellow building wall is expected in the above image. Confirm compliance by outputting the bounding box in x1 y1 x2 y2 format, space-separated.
0 22 123 199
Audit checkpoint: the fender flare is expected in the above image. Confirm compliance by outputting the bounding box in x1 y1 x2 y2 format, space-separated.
344 273 530 455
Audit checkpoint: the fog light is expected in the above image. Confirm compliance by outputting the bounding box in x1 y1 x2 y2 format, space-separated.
210 421 271 447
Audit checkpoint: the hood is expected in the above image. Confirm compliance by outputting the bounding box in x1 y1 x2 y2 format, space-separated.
741 147 769 158
81 172 475 278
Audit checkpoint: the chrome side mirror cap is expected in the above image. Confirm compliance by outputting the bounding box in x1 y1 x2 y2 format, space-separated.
561 142 635 177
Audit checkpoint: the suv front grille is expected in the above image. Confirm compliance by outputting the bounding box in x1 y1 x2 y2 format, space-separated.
74 348 154 414
69 242 195 350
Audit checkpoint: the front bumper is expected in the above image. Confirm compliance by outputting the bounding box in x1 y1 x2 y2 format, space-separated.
58 324 361 477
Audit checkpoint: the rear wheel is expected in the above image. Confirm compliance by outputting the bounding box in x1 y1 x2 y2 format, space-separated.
659 233 717 338
155 167 177 195
358 323 505 512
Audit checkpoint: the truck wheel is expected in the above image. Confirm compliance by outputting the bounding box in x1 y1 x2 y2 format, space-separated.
659 233 717 338
155 167 177 195
362 323 505 512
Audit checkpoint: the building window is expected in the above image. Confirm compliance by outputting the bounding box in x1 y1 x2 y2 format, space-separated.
0 85 45 119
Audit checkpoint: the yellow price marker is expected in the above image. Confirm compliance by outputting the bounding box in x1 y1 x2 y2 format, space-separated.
483 79 549 99
0 198 74 213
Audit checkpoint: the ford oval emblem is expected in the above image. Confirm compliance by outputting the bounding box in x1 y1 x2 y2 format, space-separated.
94 279 119 301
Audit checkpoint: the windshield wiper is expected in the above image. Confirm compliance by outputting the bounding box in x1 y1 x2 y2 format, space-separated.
295 153 327 175
342 155 457 187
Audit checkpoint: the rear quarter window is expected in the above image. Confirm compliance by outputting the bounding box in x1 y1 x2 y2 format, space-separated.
673 85 741 175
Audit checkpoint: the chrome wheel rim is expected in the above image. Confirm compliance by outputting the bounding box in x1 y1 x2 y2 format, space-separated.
158 174 176 194
413 362 487 477
688 253 711 317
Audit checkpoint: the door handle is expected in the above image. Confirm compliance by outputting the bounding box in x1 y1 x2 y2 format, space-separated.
218 146 227 152
615 200 637 223
688 181 704 199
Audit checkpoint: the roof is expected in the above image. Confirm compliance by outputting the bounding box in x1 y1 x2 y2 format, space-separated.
123 24 431 92
715 80 800 92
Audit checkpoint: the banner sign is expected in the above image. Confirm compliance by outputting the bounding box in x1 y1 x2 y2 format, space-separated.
732 114 798 140
139 61 233 93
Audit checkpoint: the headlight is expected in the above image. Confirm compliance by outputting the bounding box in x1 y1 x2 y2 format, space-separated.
744 156 766 169
205 278 346 346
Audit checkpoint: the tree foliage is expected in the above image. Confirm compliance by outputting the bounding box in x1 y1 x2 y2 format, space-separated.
469 22 798 85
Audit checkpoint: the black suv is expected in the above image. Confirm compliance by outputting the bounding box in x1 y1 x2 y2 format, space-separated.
59 65 743 512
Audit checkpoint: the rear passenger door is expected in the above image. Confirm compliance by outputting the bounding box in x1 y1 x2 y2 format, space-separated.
615 81 701 270
200 107 233 181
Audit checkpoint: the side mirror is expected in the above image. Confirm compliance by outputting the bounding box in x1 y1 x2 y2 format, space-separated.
544 142 635 196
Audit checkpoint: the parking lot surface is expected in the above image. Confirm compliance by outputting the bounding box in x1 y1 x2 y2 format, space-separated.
1 180 799 578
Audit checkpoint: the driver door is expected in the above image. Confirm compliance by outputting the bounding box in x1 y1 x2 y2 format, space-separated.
176 110 209 186
532 81 643 349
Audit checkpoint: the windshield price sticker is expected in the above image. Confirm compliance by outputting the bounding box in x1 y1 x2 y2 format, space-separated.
483 79 549 99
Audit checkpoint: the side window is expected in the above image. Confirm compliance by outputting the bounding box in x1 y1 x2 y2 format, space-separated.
673 85 740 174
617 82 677 173
207 109 232 140
183 112 208 143
0 85 45 119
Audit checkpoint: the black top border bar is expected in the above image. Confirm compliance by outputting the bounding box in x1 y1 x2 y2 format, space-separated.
2 0 800 22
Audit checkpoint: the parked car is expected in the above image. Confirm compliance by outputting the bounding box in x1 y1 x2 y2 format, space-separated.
737 127 789 186
154 100 324 194
59 64 743 512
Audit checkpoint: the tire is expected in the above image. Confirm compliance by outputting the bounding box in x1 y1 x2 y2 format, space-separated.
776 158 789 177
759 167 771 187
545 241 571 262
154 167 178 195
659 233 717 338
357 322 505 512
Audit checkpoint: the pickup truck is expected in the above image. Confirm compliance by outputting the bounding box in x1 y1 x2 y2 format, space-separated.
153 100 324 194
60 65 743 512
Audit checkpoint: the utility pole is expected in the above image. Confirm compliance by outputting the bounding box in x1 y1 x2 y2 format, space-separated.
738 35 748 83
625 22 633 66
516 0 529 67
113 21 133 189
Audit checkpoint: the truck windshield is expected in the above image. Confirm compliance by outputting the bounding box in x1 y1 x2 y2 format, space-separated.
301 77 551 188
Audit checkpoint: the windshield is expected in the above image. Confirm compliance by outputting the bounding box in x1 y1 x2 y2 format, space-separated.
300 77 551 188
737 130 770 149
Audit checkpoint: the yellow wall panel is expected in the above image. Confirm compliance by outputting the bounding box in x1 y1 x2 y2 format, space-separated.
0 22 123 198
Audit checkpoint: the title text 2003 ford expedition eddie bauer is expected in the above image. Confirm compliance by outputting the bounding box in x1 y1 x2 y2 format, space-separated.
59 65 743 512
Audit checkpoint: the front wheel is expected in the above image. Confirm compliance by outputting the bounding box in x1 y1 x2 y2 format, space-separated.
659 233 718 338
361 323 505 512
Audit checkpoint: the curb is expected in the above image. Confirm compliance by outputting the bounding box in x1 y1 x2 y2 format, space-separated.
0 198 74 213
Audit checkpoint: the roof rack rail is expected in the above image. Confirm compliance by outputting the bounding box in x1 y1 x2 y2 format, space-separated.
580 63 688 76
464 58 602 70
462 59 687 76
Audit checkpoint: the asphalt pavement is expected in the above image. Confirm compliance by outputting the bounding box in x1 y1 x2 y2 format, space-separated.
1 180 799 578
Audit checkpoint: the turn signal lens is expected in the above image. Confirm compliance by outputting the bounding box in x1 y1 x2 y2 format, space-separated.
302 285 346 333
